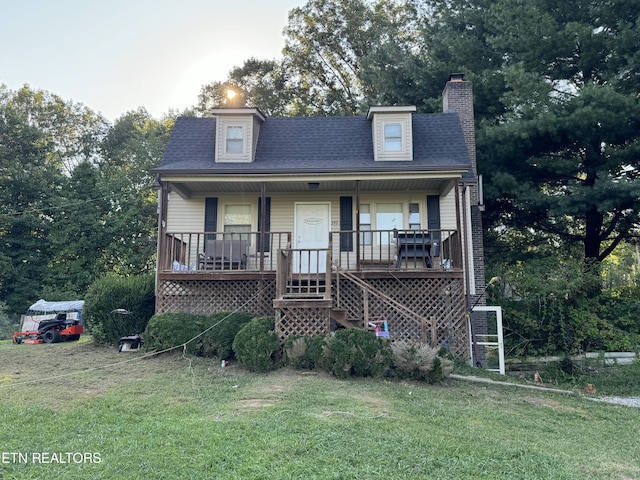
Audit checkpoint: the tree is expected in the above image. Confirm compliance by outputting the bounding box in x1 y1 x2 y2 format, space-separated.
98 108 173 275
479 0 640 271
196 59 293 117
0 86 64 311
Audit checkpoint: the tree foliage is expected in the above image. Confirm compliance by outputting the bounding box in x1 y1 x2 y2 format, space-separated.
0 85 171 313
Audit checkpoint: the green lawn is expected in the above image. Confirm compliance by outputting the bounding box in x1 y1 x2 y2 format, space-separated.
0 338 638 479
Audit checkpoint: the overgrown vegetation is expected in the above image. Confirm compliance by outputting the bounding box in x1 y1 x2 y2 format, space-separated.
83 274 155 345
489 255 640 357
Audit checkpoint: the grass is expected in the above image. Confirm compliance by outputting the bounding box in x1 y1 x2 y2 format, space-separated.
0 338 638 479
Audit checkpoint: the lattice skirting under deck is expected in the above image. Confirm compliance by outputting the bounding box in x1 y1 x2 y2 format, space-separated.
333 277 468 356
157 276 468 357
156 279 276 316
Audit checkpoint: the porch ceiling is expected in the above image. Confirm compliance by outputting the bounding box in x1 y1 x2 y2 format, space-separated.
166 177 459 196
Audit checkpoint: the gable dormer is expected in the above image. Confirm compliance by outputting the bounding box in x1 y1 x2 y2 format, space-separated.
212 108 265 163
367 105 416 161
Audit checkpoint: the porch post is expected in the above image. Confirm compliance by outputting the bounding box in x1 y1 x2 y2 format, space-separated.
260 182 266 271
356 180 361 271
155 177 169 302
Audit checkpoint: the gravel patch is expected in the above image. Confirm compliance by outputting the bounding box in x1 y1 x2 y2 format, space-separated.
593 396 640 408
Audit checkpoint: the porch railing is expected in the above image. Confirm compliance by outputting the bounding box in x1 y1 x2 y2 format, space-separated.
275 243 332 299
160 228 461 273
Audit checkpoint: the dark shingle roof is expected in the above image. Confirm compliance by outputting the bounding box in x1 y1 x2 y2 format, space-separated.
156 112 471 174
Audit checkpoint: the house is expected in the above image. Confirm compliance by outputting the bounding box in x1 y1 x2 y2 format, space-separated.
153 74 486 359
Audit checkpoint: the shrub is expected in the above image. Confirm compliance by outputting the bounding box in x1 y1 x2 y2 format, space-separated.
232 316 280 372
284 335 324 370
390 341 454 382
144 312 207 355
199 311 254 360
83 274 155 345
322 328 391 378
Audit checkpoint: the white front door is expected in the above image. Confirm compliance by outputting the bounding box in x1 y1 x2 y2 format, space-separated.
294 202 330 273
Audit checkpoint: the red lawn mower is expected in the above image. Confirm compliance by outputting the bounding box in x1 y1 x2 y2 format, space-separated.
13 312 84 345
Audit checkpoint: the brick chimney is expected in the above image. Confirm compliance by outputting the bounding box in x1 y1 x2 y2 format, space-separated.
442 73 477 175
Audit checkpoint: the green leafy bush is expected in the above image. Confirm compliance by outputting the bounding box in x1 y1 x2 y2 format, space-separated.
232 316 280 372
284 335 324 370
143 312 207 355
83 274 155 345
322 329 391 378
199 311 254 360
0 303 19 340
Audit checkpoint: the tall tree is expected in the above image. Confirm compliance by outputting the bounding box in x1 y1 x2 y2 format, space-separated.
0 86 64 311
197 59 292 117
478 0 640 269
98 108 173 274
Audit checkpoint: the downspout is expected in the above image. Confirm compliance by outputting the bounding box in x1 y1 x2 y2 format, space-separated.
460 183 477 365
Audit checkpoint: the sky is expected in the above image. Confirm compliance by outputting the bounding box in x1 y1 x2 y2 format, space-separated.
1 0 305 122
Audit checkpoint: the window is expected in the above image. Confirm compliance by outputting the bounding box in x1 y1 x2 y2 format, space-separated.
359 204 372 245
223 204 251 243
226 126 244 154
409 203 421 230
384 123 402 151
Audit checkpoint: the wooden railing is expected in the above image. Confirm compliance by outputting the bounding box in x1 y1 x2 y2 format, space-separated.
275 243 332 300
330 228 462 271
161 231 291 272
160 228 461 273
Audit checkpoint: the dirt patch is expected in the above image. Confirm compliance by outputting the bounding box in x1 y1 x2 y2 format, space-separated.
522 396 596 419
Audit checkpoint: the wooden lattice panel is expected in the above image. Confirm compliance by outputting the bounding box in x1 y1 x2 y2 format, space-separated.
332 276 467 356
275 306 331 344
157 279 276 316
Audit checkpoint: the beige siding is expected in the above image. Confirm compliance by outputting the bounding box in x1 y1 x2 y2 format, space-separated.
167 191 459 233
441 189 457 230
166 193 205 231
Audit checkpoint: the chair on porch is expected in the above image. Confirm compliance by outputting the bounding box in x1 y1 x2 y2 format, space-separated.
199 239 247 270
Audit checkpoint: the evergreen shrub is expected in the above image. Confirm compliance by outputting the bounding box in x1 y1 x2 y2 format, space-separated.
199 311 254 359
322 328 391 378
390 341 454 382
232 316 280 372
144 312 207 355
284 335 324 370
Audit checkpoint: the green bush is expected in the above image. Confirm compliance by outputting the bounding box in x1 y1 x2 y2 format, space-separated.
322 329 391 379
199 311 254 360
143 312 208 355
232 316 280 372
284 335 324 370
83 274 155 345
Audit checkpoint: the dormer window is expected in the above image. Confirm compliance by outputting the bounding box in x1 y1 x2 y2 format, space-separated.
212 108 265 163
384 123 403 151
226 126 244 154
367 105 415 161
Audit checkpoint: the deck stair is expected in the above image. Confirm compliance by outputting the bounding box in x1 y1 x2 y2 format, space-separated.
332 264 432 339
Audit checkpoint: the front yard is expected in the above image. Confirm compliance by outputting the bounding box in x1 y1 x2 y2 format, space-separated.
0 338 638 479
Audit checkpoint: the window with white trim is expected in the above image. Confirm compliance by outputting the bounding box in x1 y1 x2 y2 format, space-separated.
409 203 421 229
384 123 402 151
223 204 252 243
226 126 244 154
359 204 372 246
